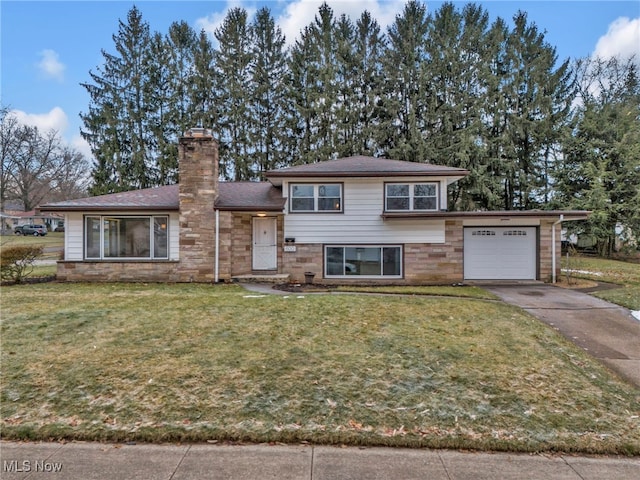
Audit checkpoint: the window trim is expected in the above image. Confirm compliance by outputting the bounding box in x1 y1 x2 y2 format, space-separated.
84 214 169 261
324 245 403 279
384 182 439 212
289 183 343 213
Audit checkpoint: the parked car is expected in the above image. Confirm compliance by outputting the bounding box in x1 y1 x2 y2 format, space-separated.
14 224 48 236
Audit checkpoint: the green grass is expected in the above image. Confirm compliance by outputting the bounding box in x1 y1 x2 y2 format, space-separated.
1 283 638 454
562 256 640 310
0 232 64 249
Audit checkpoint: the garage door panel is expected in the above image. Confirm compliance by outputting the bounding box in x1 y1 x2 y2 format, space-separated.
464 227 536 280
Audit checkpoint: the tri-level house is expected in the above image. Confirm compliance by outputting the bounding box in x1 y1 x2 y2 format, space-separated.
38 129 588 284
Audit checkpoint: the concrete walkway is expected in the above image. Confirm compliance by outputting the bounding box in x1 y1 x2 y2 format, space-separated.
486 284 640 388
2 441 639 479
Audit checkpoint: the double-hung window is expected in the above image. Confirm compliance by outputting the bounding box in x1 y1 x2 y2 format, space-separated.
85 215 169 260
385 183 438 211
290 184 342 212
325 246 402 278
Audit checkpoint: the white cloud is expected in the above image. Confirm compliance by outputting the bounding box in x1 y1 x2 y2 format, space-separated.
277 0 405 45
593 17 640 63
11 108 94 160
70 134 93 160
195 0 258 40
11 107 69 134
195 0 405 46
36 49 65 82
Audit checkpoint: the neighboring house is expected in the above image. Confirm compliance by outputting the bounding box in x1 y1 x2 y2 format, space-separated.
38 129 589 284
0 210 64 233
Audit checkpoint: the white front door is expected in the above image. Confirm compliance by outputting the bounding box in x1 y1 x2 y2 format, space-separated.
252 217 277 270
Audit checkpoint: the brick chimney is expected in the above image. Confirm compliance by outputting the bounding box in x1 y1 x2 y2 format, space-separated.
177 128 219 282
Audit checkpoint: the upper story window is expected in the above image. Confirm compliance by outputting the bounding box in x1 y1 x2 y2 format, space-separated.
385 183 438 211
290 183 342 213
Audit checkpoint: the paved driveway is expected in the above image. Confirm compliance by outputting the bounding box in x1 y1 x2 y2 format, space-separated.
486 284 640 389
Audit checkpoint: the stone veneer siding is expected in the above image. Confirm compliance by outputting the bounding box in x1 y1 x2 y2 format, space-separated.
217 212 284 280
176 134 218 282
56 261 181 282
539 219 560 282
282 220 465 285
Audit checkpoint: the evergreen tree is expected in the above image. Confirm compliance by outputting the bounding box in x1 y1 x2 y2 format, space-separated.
188 29 217 132
160 21 197 182
379 0 430 162
423 2 490 209
146 31 174 184
352 11 386 156
554 56 640 255
249 7 290 178
481 12 573 210
214 8 253 180
81 6 156 193
287 25 319 165
333 14 358 158
307 2 339 161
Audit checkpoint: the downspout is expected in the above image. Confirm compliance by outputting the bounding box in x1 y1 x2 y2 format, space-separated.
552 214 564 284
214 209 219 283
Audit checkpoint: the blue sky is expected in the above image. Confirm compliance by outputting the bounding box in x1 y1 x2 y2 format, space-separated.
2 0 639 159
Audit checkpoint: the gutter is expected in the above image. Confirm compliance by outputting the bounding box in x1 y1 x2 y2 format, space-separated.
215 209 220 283
551 212 591 283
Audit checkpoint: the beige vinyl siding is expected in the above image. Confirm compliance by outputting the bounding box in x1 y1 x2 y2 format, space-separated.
65 213 84 260
283 178 447 244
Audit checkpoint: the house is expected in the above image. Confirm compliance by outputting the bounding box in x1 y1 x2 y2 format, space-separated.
38 129 589 284
0 210 64 234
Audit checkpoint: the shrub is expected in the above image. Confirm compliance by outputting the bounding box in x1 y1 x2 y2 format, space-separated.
0 245 44 284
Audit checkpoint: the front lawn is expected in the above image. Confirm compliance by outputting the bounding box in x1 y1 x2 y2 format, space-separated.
562 256 640 310
0 232 64 250
1 283 638 454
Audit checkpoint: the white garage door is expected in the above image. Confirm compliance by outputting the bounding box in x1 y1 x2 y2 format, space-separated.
464 227 537 280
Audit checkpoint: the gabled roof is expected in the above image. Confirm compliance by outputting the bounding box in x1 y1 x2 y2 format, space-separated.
38 183 285 213
266 156 469 183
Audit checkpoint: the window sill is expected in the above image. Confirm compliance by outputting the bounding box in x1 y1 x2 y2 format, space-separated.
75 259 178 263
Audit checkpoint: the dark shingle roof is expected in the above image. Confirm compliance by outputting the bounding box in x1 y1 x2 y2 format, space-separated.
39 185 180 212
266 156 469 180
38 183 285 213
216 182 285 211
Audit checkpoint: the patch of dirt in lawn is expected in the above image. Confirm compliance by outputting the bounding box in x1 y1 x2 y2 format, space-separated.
554 276 623 293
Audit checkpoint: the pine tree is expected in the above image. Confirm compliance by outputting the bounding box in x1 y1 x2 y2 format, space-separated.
480 12 573 210
352 11 386 156
214 8 253 180
308 2 339 161
554 57 640 255
379 0 430 162
249 7 289 178
81 6 156 193
287 25 319 165
423 2 490 209
188 29 217 132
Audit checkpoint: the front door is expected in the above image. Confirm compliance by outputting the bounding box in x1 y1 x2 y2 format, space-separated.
252 217 277 270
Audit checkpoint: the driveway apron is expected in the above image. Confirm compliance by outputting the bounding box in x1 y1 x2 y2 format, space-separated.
486 285 640 389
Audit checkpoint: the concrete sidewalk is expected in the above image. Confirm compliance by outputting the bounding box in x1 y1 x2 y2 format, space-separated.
486 284 640 388
2 441 639 480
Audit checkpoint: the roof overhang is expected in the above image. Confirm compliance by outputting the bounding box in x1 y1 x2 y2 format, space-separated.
381 210 591 220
